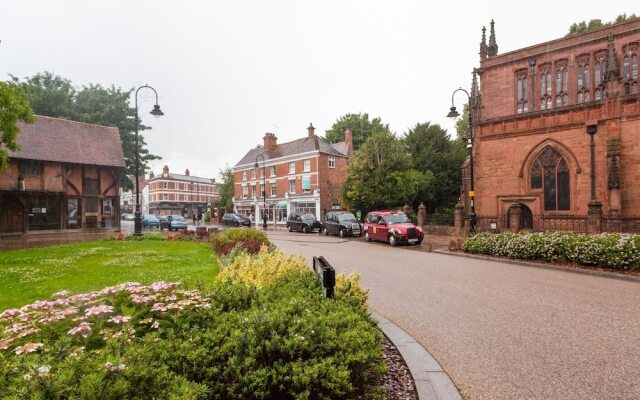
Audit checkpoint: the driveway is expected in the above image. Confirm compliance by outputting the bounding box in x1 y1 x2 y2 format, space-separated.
269 231 640 400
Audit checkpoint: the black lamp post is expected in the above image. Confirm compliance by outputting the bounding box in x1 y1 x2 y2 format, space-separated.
133 85 164 236
447 87 477 234
254 153 267 231
587 124 598 201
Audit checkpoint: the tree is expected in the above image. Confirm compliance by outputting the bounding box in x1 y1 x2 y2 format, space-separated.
565 14 637 37
0 81 35 170
324 113 391 151
342 131 432 212
403 122 466 212
216 166 234 210
12 72 161 189
454 103 469 141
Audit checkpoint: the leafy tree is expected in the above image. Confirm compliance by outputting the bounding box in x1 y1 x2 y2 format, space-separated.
342 131 432 212
216 166 234 210
324 113 390 151
403 122 466 212
0 81 35 170
454 103 470 141
565 14 637 37
12 72 161 189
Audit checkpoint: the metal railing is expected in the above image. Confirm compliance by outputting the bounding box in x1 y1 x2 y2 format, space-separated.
312 256 335 299
533 214 588 233
602 215 640 234
424 213 455 226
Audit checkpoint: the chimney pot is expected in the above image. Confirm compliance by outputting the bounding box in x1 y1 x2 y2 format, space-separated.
263 132 278 150
344 128 353 156
307 123 315 137
185 169 190 176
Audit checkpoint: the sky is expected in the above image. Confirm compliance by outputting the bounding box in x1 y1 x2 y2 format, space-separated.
2 1 638 180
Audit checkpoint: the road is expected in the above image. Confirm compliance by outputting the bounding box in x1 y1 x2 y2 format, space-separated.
268 231 640 400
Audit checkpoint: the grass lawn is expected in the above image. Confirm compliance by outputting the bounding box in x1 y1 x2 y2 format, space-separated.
0 239 218 311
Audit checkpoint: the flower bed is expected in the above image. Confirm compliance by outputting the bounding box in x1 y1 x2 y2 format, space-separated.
0 248 384 399
463 232 640 270
210 227 270 255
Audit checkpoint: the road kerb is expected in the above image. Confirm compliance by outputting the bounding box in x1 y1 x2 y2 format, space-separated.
371 312 462 400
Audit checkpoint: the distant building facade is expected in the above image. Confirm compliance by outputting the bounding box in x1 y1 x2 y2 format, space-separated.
120 175 149 215
147 166 219 216
232 124 352 225
464 19 640 232
0 116 125 235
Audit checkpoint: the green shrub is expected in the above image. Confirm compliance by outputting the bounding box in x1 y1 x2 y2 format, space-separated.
463 231 640 270
210 228 270 256
125 232 166 241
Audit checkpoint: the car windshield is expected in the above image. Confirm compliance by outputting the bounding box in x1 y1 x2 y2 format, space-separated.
386 213 410 224
338 213 357 222
301 214 316 221
144 214 157 219
172 216 186 222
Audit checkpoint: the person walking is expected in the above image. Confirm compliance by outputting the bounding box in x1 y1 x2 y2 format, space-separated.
197 212 203 226
192 213 197 226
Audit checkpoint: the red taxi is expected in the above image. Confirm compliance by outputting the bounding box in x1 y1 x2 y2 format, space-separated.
363 210 424 246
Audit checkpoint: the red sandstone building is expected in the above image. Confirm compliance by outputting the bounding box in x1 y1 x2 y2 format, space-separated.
0 116 125 235
147 166 219 216
463 19 640 232
233 124 352 225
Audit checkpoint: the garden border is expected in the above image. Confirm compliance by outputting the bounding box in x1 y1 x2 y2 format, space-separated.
372 312 462 400
435 250 640 283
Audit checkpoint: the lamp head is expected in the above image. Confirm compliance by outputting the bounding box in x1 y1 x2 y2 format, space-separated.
586 124 598 135
150 104 164 119
254 162 259 169
447 106 460 119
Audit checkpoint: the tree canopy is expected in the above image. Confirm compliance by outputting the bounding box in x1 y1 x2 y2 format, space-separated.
324 113 390 151
0 81 35 170
12 72 161 188
403 123 466 212
216 166 234 210
565 14 637 37
341 131 432 212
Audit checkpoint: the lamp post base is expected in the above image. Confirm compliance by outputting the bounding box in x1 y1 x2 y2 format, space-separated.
469 211 477 235
134 211 143 236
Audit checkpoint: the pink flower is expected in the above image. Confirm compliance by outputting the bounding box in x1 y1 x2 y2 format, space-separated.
18 327 40 338
84 305 114 317
52 290 71 298
0 337 15 350
108 315 131 325
0 308 21 320
68 322 93 336
151 321 160 329
149 281 180 293
151 303 168 313
14 342 44 355
130 294 157 304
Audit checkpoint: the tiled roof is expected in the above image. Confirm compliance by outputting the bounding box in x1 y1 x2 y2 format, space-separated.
235 135 346 167
9 115 125 168
167 173 215 184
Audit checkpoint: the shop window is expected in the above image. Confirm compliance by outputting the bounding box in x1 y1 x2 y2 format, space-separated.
28 195 60 230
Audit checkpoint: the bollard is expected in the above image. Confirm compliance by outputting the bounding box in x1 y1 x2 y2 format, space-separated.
312 256 335 299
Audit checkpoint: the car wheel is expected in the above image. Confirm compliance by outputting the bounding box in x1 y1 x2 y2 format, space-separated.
365 231 372 242
388 234 397 246
287 224 292 232
303 226 309 233
235 222 239 227
339 229 346 238
416 238 423 245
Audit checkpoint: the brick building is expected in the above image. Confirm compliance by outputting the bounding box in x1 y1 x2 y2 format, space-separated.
463 18 640 232
0 116 125 235
147 166 219 217
233 124 352 225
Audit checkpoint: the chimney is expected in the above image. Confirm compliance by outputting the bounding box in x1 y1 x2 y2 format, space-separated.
185 169 190 176
149 171 154 179
162 165 169 176
263 132 277 150
344 128 353 156
307 123 315 137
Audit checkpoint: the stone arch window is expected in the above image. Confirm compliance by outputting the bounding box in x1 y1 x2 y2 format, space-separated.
576 55 591 103
530 147 570 211
555 60 569 107
623 42 638 95
515 69 528 114
593 50 608 100
539 63 552 110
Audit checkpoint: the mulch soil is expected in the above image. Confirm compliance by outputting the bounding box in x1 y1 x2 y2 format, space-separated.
381 335 418 400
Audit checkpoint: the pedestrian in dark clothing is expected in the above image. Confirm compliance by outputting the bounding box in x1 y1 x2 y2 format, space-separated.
192 213 197 225
197 212 203 225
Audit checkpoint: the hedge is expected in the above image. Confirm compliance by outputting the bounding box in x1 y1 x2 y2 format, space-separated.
463 231 640 270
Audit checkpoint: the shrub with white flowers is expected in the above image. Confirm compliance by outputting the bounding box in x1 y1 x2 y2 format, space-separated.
463 231 640 270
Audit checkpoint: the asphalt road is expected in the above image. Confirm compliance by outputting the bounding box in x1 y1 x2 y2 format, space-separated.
268 231 640 400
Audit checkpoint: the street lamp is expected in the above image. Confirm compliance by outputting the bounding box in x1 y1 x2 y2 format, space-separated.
133 85 164 236
254 153 267 231
447 87 476 234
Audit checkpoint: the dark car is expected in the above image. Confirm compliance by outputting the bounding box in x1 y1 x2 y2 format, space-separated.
222 213 252 227
159 215 188 231
322 211 362 237
286 213 322 233
363 210 423 246
142 214 160 228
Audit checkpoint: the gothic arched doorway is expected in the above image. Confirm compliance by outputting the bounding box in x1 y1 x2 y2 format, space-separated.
507 203 533 232
0 195 25 234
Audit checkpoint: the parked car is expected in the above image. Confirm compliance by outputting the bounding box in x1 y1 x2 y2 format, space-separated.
159 215 188 231
121 213 135 221
363 211 423 246
142 214 160 228
322 211 362 237
286 213 322 233
222 213 252 227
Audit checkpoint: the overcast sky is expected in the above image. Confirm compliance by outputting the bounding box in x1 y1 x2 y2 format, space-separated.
2 1 637 180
